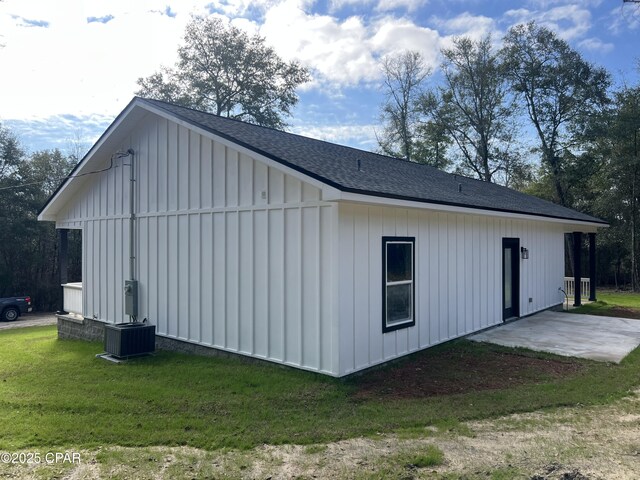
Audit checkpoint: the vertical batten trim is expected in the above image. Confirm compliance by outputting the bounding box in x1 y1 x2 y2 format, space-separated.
266 205 271 359
317 205 322 371
351 212 356 370
366 207 371 364
146 123 150 213
250 163 256 354
185 215 190 340
165 119 169 214
298 206 303 364
236 209 241 349
210 210 215 345
282 207 287 362
199 214 203 343
178 215 184 338
465 215 471 333
164 216 169 333
236 149 240 207
331 204 340 375
250 209 255 354
198 134 203 209
210 138 214 208
223 212 228 348
436 214 441 342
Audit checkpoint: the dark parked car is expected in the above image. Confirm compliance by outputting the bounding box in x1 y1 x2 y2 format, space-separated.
1 296 32 321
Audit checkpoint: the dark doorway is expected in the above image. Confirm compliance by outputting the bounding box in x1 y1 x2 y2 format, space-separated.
502 238 520 321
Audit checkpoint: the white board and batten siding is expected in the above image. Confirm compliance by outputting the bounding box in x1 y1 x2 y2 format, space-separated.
337 203 565 376
54 114 339 375
53 108 573 378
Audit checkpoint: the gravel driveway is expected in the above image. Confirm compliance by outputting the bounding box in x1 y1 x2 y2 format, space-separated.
0 312 57 330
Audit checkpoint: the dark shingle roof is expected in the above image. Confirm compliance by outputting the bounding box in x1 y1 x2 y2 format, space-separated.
141 97 605 225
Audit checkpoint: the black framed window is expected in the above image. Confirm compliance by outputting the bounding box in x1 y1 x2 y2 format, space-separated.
382 236 415 333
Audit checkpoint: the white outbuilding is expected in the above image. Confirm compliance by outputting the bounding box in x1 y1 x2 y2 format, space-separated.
39 97 606 377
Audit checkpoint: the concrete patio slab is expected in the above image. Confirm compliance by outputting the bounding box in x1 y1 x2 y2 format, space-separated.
468 310 640 363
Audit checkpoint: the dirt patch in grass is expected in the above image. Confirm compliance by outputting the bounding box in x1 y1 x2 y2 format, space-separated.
596 306 640 319
352 346 585 399
531 462 594 480
20 389 636 480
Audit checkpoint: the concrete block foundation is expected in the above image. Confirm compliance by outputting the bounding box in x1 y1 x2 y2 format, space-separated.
56 316 268 365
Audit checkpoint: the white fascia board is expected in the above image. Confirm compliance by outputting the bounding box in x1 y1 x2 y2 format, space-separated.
140 102 338 199
37 213 56 222
335 191 607 231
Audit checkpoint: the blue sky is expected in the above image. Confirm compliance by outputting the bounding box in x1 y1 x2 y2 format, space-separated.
0 0 638 156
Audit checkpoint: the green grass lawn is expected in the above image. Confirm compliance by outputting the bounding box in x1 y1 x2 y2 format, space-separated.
1 325 639 453
571 289 640 317
595 290 640 308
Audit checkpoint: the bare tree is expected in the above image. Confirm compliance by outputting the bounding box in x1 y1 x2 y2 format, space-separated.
65 129 91 163
377 51 431 162
0 124 22 180
420 35 520 183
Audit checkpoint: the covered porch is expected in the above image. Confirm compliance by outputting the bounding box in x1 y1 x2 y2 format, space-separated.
562 231 599 307
56 227 83 318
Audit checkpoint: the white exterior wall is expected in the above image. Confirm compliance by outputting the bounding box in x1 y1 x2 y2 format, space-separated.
337 203 565 376
54 114 339 375
50 108 577 378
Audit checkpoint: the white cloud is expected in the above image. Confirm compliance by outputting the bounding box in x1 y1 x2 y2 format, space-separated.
432 12 496 36
0 0 438 122
374 0 427 12
369 16 440 63
291 123 377 147
260 1 441 87
608 4 640 34
329 0 427 13
430 12 499 51
578 37 614 54
207 0 280 17
329 0 375 11
4 113 112 154
526 0 602 8
0 0 624 140
0 0 209 120
0 0 506 126
422 13 506 63
504 5 592 40
260 1 378 86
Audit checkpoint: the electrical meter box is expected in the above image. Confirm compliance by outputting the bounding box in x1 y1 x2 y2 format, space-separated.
124 280 138 317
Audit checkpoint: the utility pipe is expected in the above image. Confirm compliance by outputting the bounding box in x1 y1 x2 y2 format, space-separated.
127 148 135 282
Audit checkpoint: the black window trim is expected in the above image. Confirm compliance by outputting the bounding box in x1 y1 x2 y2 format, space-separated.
382 236 416 333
